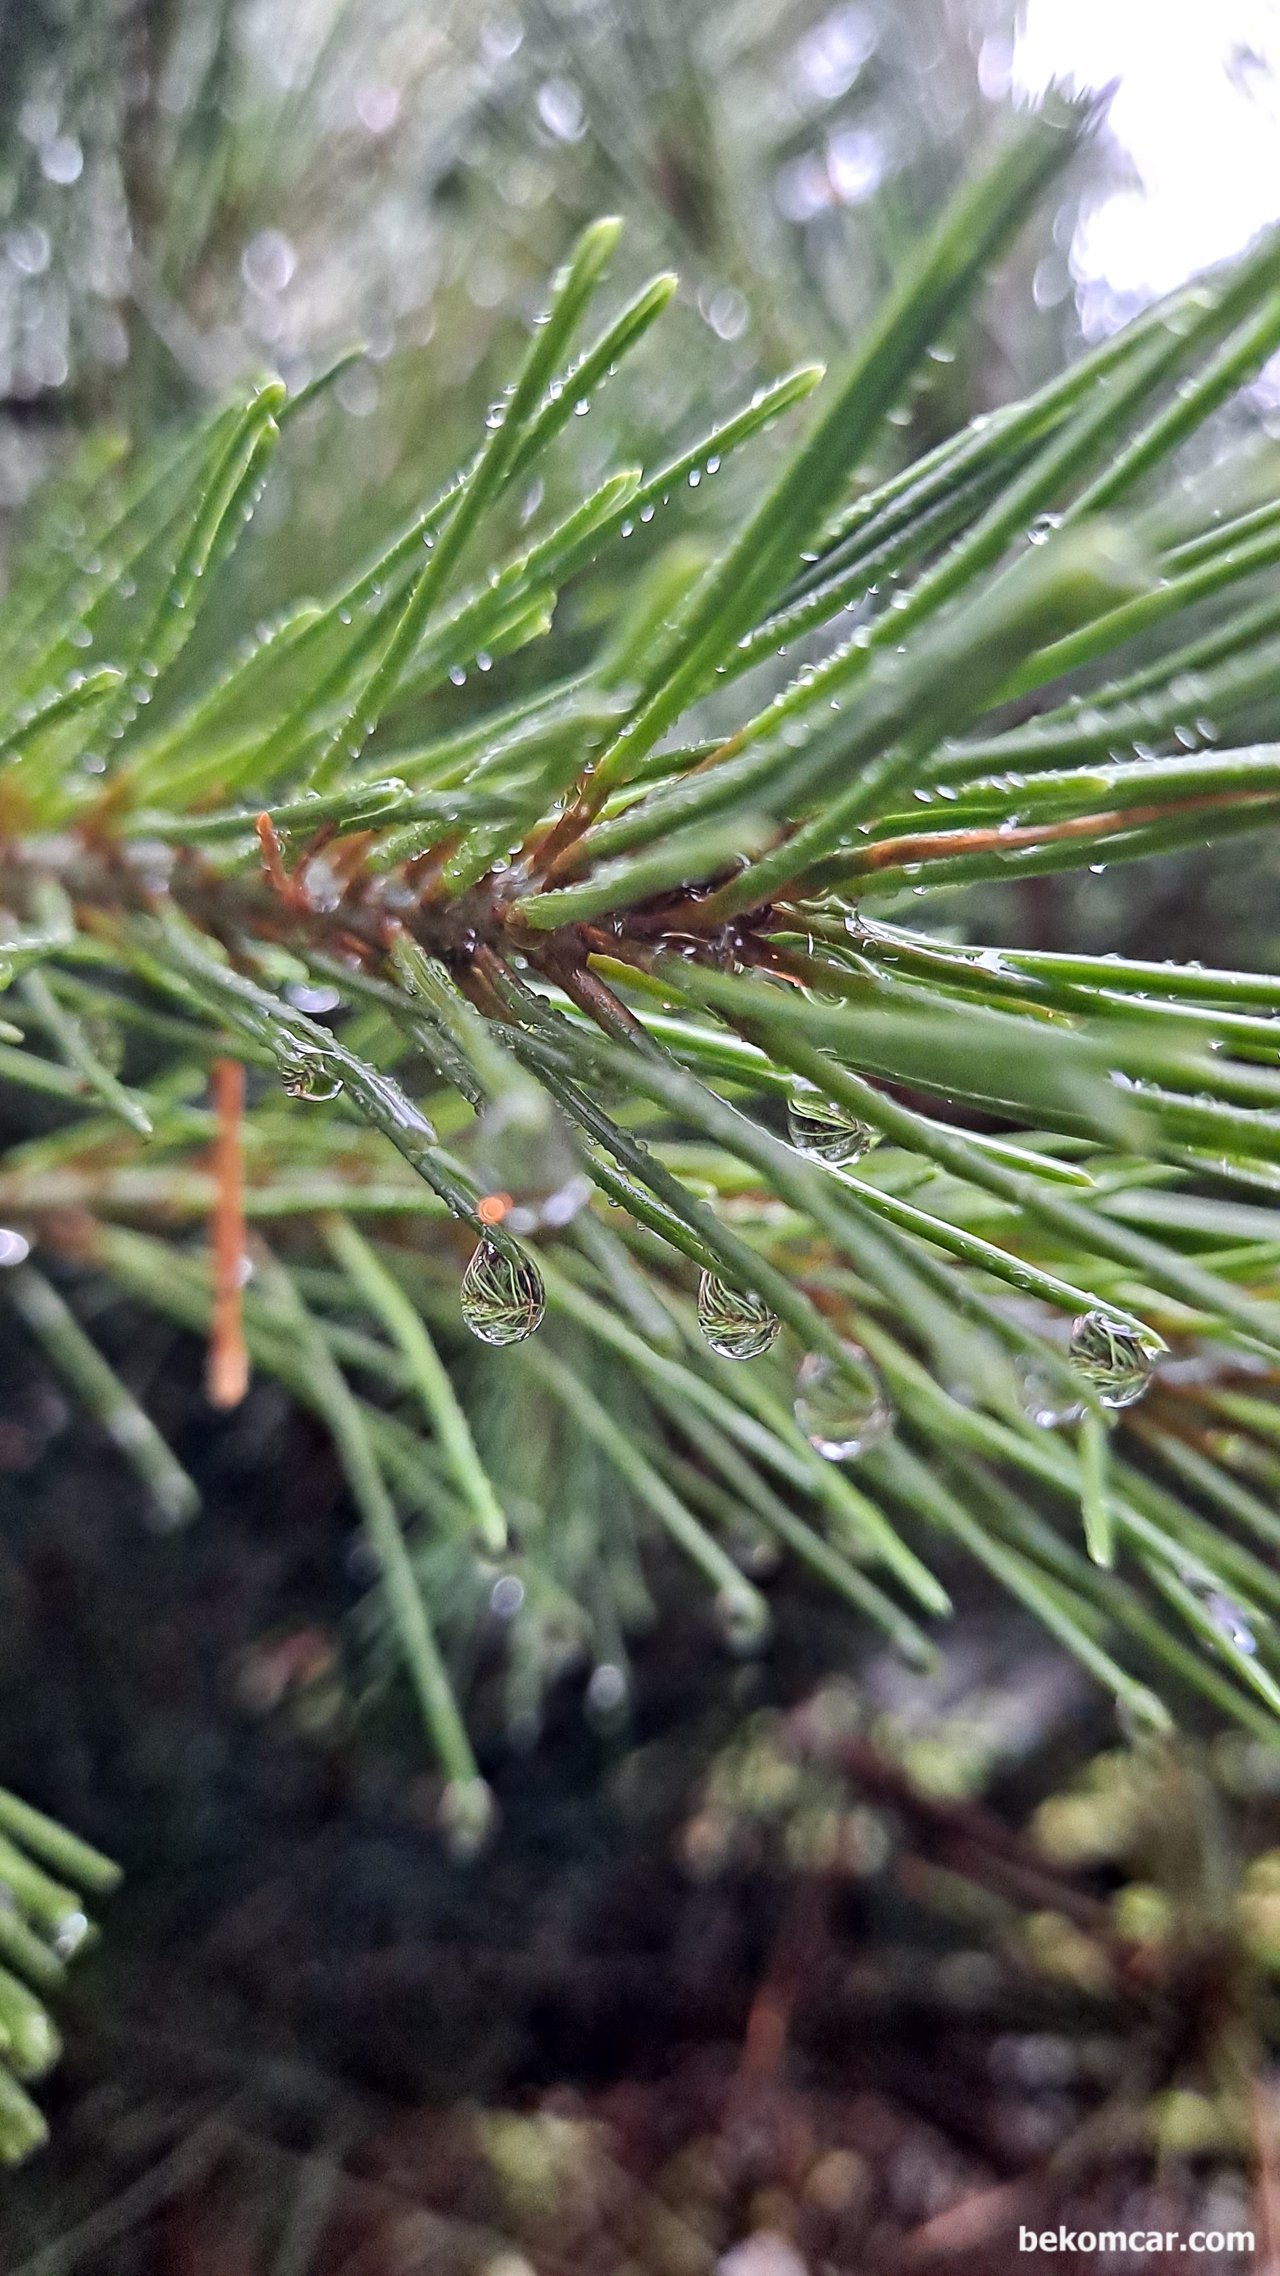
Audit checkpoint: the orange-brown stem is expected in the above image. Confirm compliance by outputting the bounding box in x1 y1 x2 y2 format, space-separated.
207 1057 249 1410
844 790 1273 879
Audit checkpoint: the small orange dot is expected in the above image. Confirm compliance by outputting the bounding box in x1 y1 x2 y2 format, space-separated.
477 1192 512 1226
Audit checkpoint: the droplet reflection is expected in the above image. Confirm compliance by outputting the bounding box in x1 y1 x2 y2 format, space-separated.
697 1271 780 1360
460 1241 545 1346
1068 1311 1163 1409
786 1080 878 1167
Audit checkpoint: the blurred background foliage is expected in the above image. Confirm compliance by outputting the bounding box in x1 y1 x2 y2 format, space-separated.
0 0 1092 621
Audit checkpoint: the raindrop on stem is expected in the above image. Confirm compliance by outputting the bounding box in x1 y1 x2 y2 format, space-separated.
697 1272 780 1360
460 1240 545 1346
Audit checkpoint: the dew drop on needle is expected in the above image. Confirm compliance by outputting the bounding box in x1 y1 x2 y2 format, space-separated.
1015 1356 1082 1430
1203 1590 1257 1656
1067 1310 1163 1408
713 1585 771 1655
279 1043 343 1101
696 1271 779 1360
794 1343 893 1461
786 1079 879 1167
460 1240 546 1346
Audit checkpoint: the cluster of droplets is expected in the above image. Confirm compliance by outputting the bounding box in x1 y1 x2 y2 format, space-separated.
459 1240 546 1347
793 1343 893 1462
693 1278 894 1464
786 1079 879 1167
696 1271 780 1360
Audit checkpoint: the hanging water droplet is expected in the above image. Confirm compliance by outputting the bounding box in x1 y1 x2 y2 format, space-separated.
696 1271 779 1360
461 1240 545 1346
83 1014 124 1077
1015 1356 1083 1430
585 1662 628 1719
727 1517 782 1578
1204 1590 1257 1656
1114 1688 1170 1743
438 1776 498 1861
786 1079 878 1166
1068 1310 1163 1408
52 1910 89 1960
713 1586 771 1655
1027 510 1062 545
794 1344 893 1460
278 1041 343 1101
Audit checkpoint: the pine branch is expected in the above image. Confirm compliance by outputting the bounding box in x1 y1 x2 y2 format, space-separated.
5 136 1280 1984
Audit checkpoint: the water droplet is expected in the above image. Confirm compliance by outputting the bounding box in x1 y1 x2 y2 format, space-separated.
489 1574 524 1619
279 1042 343 1101
786 1080 878 1166
1204 1590 1256 1655
696 1271 779 1360
714 1588 771 1654
286 981 342 1015
585 1662 628 1718
794 1344 893 1460
438 1776 498 1861
1016 1357 1082 1430
52 1910 89 1959
461 1241 545 1346
1027 510 1062 546
1068 1310 1163 1408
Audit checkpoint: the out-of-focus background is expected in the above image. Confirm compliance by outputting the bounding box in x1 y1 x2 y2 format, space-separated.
3 4 1280 2271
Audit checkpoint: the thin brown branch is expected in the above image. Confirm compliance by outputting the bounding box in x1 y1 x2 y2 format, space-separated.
842 790 1273 878
207 1057 248 1410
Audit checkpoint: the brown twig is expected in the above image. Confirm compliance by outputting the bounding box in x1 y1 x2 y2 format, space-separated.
551 952 665 1051
840 791 1274 879
786 1711 1115 1942
207 1058 248 1410
1253 2075 1280 2276
255 812 297 905
737 1872 828 2087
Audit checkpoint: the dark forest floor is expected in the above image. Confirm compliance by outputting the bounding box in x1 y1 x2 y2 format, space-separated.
0 1313 1269 2276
